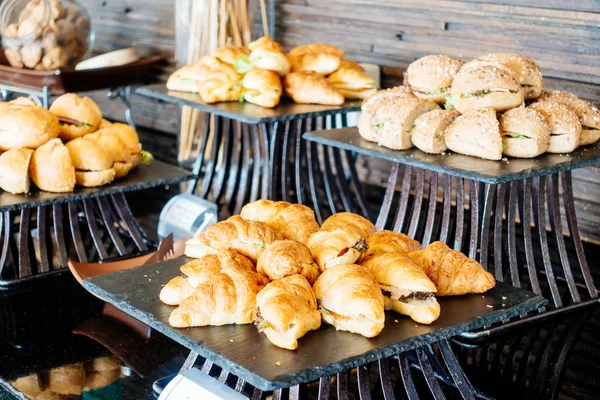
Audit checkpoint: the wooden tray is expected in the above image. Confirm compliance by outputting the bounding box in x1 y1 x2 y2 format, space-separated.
82 255 547 391
136 84 362 124
304 127 600 184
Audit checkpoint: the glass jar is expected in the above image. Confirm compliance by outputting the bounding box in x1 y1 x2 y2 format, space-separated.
0 0 94 70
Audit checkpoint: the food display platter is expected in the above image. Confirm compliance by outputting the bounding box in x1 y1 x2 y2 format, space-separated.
136 84 362 124
304 127 600 184
83 255 547 391
0 160 193 212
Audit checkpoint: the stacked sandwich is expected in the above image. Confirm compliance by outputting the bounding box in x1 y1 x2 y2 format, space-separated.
160 200 495 350
359 53 600 160
167 37 376 108
0 93 149 194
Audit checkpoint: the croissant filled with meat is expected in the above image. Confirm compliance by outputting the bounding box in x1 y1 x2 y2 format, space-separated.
257 240 321 284
240 199 319 244
408 241 495 296
255 274 321 350
185 216 283 263
307 212 375 271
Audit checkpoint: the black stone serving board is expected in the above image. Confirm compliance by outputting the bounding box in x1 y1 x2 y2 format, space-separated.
0 160 194 212
136 84 361 124
83 255 547 391
304 127 600 184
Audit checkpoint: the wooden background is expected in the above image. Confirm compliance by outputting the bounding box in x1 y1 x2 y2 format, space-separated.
77 0 600 242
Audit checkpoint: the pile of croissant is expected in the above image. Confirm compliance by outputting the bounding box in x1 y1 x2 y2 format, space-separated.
160 200 495 350
166 37 376 108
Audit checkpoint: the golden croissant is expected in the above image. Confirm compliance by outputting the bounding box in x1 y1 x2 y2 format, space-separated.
291 53 341 76
240 199 319 244
255 274 321 350
359 231 421 263
408 241 496 296
212 46 250 65
313 264 385 338
248 36 285 53
327 66 376 99
257 240 320 284
184 216 283 263
307 212 375 271
241 68 282 108
288 43 346 59
283 72 345 106
199 63 243 104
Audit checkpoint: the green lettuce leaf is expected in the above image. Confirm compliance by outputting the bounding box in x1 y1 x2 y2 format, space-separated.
234 54 254 74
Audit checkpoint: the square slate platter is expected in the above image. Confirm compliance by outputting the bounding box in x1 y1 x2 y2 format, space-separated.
136 84 361 124
83 255 547 391
0 160 194 212
304 127 600 184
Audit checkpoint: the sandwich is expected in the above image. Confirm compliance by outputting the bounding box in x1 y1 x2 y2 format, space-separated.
248 36 285 53
212 46 250 65
357 87 411 141
327 66 376 99
500 107 550 158
291 53 341 76
256 240 321 284
49 93 102 140
288 43 346 59
106 122 143 167
411 109 459 154
477 53 543 100
528 101 581 153
313 264 385 338
444 108 503 160
447 64 524 113
0 148 33 194
338 59 364 72
405 55 464 103
29 138 76 193
241 68 282 108
255 274 321 350
166 61 213 93
85 129 132 178
235 41 291 77
283 72 344 105
200 63 243 103
0 104 60 151
537 91 600 146
65 138 116 187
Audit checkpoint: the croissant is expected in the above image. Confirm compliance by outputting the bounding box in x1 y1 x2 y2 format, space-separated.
257 240 320 284
359 231 421 263
291 53 341 76
159 276 195 305
237 48 291 77
327 67 376 99
185 216 283 263
307 212 375 271
313 264 385 337
240 199 319 244
359 251 439 324
248 36 285 53
283 72 344 106
408 241 496 296
212 46 250 65
199 63 243 103
255 274 321 350
241 68 282 108
166 63 212 93
338 59 364 72
288 43 346 59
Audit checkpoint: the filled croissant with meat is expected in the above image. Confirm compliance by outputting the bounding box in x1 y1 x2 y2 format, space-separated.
255 274 321 350
257 240 321 284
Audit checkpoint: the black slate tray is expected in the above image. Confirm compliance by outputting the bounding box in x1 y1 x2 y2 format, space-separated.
82 255 547 391
136 84 361 124
0 160 193 212
304 127 600 184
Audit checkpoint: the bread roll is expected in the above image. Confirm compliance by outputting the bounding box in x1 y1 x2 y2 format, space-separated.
444 108 503 160
29 139 76 193
75 169 116 187
0 148 33 194
66 138 113 171
0 104 60 151
50 93 102 140
84 130 130 163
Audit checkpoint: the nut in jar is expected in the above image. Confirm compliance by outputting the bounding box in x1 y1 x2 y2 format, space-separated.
0 0 93 70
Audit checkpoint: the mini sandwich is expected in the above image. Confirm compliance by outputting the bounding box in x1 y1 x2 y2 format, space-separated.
291 53 341 76
248 36 285 53
360 91 439 150
283 72 344 105
327 66 376 99
235 41 291 77
107 122 143 167
66 138 116 187
448 65 524 113
200 63 243 103
338 59 364 72
411 109 459 154
49 93 102 140
444 108 503 160
0 104 60 151
29 139 76 193
241 68 282 108
212 46 250 65
405 55 464 103
85 129 132 179
0 148 33 194
537 91 600 146
288 43 346 59
477 53 543 100
166 61 213 93
500 107 550 158
528 101 581 153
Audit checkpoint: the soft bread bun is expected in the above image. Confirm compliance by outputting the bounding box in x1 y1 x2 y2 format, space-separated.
128 153 142 168
48 364 85 395
358 87 412 142
450 65 524 113
411 109 459 154
107 123 141 153
248 48 291 77
283 72 344 105
500 107 550 158
166 62 213 93
528 101 581 153
113 161 133 178
248 36 285 53
8 97 37 106
99 119 112 129
444 108 503 160
406 55 464 103
75 48 140 70
75 169 116 187
30 139 76 192
477 53 543 99
327 67 376 99
85 130 130 162
212 46 250 65
289 44 345 59
241 68 282 108
0 148 33 194
538 91 600 145
291 53 341 76
65 138 113 171
0 104 60 151
50 93 102 140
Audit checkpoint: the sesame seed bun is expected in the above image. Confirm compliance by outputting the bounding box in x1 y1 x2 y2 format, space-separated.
0 148 33 194
49 93 102 140
499 108 550 158
411 109 459 154
358 87 414 142
406 55 464 103
29 139 76 193
528 101 581 153
444 108 502 160
477 53 543 99
0 104 60 151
